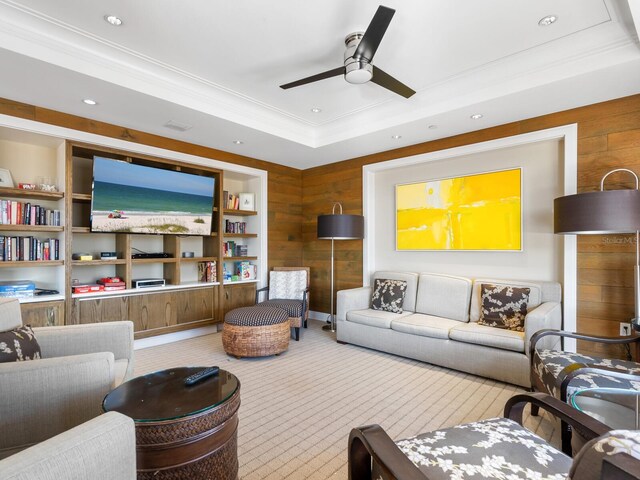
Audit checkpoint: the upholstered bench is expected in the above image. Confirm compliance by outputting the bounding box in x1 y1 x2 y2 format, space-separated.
222 306 289 358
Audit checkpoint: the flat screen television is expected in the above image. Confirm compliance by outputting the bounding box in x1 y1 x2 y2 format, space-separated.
90 156 216 235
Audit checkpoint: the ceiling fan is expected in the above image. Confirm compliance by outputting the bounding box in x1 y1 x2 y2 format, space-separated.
280 5 416 99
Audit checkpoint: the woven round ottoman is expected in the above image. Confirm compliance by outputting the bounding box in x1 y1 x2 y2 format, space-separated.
222 306 290 358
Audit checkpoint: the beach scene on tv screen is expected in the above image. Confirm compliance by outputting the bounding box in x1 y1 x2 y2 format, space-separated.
90 157 215 235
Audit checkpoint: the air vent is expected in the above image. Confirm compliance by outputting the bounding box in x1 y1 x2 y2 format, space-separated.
163 120 193 132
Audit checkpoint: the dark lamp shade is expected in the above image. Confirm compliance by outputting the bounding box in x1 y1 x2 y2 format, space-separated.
554 190 640 234
317 214 364 240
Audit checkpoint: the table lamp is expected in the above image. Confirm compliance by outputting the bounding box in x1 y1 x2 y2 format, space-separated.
554 168 640 332
317 202 364 332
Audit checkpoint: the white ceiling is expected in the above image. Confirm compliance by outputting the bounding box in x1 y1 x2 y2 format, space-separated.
0 0 639 169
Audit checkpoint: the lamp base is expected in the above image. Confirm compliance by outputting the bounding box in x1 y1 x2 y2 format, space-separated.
322 324 335 332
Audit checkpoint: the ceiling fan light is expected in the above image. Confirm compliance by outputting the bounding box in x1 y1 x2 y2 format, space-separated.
345 62 373 84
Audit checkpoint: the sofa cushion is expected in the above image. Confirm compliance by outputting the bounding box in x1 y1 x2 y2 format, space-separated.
391 313 461 340
470 278 545 322
477 283 530 332
372 272 419 312
415 273 472 322
449 322 525 352
346 309 413 329
0 325 42 362
371 279 407 313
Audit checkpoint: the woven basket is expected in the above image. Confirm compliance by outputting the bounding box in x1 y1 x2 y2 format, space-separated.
222 321 289 358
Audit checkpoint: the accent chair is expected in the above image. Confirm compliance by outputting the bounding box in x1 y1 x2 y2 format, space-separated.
348 392 640 480
530 329 640 454
256 267 310 341
0 298 134 459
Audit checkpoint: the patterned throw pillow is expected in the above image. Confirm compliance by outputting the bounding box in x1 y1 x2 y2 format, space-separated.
0 325 42 362
478 284 530 332
371 279 408 313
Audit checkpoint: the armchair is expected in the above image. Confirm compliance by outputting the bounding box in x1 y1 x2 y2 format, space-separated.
530 329 640 454
348 392 640 480
256 267 310 341
0 411 136 479
0 298 134 459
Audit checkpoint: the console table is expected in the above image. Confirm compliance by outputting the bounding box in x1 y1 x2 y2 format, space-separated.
103 367 240 479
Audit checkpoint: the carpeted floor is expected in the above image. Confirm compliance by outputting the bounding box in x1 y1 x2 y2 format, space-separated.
134 320 560 479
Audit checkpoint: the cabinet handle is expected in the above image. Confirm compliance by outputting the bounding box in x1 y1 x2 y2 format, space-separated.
47 308 54 326
225 291 229 300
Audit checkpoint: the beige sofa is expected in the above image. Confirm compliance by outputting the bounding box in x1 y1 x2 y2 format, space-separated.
336 271 562 387
0 298 134 459
0 412 136 479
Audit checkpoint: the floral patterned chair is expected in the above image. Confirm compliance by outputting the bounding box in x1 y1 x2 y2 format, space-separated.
530 329 640 454
348 392 640 480
255 267 310 341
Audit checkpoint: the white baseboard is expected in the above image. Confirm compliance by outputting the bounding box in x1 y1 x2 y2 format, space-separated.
134 325 219 350
309 310 330 322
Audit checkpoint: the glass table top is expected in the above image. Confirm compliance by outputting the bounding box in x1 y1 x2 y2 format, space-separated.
103 367 239 422
569 387 639 430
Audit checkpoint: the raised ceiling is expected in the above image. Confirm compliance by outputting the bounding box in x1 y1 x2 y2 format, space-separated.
0 0 639 169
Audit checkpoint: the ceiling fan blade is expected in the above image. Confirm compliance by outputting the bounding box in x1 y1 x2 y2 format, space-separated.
353 5 395 63
280 67 345 89
371 66 416 98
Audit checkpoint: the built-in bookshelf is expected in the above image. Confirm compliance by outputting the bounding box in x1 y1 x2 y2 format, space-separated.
221 174 260 285
0 122 266 336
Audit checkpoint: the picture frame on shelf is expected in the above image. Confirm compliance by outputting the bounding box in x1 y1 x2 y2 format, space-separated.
239 193 255 211
0 168 14 188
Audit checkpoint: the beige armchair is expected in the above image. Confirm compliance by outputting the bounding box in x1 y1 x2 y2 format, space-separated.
0 411 136 479
0 298 134 459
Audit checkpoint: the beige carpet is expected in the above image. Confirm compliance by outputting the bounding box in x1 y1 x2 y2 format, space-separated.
135 320 560 479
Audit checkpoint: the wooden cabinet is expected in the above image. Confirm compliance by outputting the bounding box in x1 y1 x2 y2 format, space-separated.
70 295 129 325
223 283 256 315
21 301 64 327
70 286 218 338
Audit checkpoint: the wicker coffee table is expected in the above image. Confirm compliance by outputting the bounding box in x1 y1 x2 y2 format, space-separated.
103 367 240 479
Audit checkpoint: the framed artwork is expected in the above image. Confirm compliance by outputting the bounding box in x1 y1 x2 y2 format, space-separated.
396 168 522 251
239 193 255 211
0 168 14 188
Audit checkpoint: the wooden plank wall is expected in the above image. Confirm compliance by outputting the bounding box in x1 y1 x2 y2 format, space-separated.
0 97 303 270
303 94 640 359
3 94 640 358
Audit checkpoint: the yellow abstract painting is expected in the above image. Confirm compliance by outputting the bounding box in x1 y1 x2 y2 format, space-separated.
396 168 522 250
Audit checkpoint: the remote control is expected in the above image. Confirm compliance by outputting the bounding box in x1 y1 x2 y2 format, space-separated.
184 366 219 386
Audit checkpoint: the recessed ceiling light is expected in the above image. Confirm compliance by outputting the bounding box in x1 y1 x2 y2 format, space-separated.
233 140 244 145
163 120 192 132
82 98 97 105
538 15 557 27
104 15 123 26
428 124 438 130
391 135 402 139
311 107 322 113
470 114 483 120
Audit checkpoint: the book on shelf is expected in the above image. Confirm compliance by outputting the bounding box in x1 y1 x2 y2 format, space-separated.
223 192 241 210
222 241 248 257
235 261 256 280
0 235 60 261
0 199 60 226
224 220 246 234
198 260 217 283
